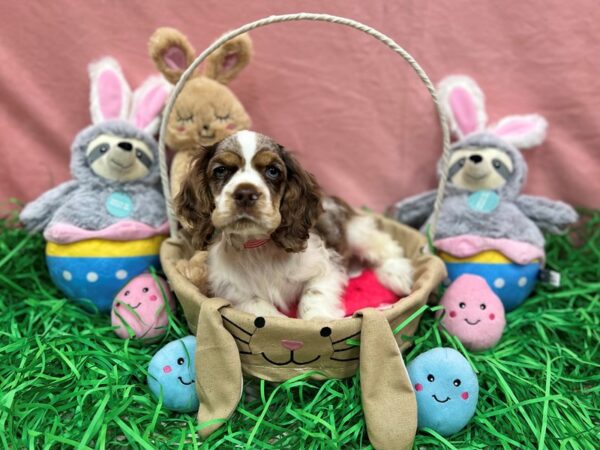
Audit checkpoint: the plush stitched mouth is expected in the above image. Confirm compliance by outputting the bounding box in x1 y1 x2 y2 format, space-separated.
178 376 194 385
464 319 481 326
109 159 133 170
260 351 321 366
432 394 450 403
465 171 490 180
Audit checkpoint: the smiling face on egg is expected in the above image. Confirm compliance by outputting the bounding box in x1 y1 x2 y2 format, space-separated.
111 273 175 340
407 347 479 436
147 336 199 412
438 274 506 351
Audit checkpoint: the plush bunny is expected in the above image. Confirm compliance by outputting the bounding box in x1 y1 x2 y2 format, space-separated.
391 75 577 311
20 57 171 312
148 27 252 198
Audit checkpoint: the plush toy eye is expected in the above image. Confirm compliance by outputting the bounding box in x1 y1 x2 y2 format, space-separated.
142 287 149 293
124 290 130 296
493 160 501 169
99 144 109 153
458 159 465 167
177 357 185 365
480 303 487 310
254 317 266 328
216 114 230 121
320 327 332 337
178 113 194 123
427 374 435 382
265 166 281 180
459 302 466 309
453 379 462 387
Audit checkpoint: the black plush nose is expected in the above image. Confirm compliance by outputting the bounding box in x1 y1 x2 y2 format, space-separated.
202 124 210 131
234 187 259 208
117 142 133 151
469 154 483 163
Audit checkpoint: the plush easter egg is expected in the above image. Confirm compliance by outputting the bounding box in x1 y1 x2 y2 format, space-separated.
407 347 479 436
111 273 175 340
437 274 506 351
439 248 540 311
148 335 199 412
46 236 165 313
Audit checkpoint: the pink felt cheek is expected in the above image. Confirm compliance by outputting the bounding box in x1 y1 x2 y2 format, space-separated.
149 295 158 301
449 311 457 318
415 383 423 392
461 392 469 400
489 313 496 320
163 365 172 374
227 123 237 130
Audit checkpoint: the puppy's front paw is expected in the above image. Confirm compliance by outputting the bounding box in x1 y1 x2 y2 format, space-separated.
298 290 345 321
375 257 414 295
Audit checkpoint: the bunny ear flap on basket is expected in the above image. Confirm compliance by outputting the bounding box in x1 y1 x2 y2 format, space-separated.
490 114 548 149
129 75 172 135
354 308 418 450
89 57 132 124
195 299 243 438
437 75 487 139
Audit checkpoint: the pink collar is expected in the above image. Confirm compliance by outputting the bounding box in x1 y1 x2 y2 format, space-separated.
243 238 270 249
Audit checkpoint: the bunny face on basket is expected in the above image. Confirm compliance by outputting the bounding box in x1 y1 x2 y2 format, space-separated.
407 347 479 437
147 336 199 413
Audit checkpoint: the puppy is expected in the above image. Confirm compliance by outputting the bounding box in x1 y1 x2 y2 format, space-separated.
175 131 413 320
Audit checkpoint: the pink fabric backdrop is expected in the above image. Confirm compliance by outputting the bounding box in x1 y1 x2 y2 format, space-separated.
2 0 599 214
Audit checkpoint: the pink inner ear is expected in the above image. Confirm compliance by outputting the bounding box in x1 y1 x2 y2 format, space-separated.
449 87 478 135
98 71 123 120
494 120 534 136
164 46 187 70
221 52 239 72
133 85 168 130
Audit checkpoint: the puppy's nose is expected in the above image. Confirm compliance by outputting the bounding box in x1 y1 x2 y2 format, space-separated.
117 142 133 151
281 340 304 351
233 187 260 208
469 154 483 164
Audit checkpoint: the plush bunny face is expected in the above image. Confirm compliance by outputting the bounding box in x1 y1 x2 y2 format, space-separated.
149 27 252 153
447 147 514 191
166 78 250 151
86 133 154 182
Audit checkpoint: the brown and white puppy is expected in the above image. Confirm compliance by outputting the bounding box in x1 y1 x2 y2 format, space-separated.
175 131 413 320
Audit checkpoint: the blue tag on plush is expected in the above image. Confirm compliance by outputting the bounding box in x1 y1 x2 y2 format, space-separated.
106 192 134 218
467 190 500 213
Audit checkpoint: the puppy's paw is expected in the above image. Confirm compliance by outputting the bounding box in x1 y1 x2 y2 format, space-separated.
375 256 414 295
298 292 345 321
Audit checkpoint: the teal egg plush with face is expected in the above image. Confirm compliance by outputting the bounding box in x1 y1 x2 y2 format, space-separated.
147 336 199 412
407 347 479 436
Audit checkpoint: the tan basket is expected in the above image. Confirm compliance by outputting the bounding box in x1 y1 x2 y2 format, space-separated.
157 13 451 450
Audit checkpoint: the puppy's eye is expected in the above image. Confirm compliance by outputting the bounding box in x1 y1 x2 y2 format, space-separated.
216 114 230 121
177 357 185 365
265 166 281 180
459 302 466 309
213 166 229 178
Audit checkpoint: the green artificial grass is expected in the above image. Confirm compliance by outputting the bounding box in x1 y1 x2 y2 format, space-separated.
1 209 599 449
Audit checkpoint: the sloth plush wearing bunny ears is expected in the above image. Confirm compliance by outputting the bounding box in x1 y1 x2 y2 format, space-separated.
392 75 577 312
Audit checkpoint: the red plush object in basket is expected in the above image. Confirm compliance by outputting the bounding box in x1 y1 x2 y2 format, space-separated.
282 269 401 318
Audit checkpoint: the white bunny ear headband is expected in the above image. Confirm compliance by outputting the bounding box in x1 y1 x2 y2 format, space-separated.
437 75 548 149
88 57 172 135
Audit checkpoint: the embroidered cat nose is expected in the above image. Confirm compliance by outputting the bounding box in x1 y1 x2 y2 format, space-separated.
469 154 483 163
281 340 304 351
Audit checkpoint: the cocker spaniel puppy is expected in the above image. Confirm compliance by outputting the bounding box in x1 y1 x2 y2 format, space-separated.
175 130 413 320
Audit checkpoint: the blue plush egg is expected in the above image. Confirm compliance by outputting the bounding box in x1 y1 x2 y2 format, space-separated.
46 236 164 313
147 336 199 413
407 347 479 436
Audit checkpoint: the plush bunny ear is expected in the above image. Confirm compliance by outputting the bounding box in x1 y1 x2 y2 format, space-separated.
89 57 132 124
204 33 252 85
129 75 172 135
149 27 196 84
438 75 487 138
490 114 548 149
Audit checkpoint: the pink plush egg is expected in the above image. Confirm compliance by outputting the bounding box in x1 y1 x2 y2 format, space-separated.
437 274 506 351
111 273 175 340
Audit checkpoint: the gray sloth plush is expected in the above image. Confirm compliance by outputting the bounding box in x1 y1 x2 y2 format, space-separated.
391 75 577 311
20 57 171 312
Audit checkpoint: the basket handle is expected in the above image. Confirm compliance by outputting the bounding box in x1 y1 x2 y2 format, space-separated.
158 13 451 240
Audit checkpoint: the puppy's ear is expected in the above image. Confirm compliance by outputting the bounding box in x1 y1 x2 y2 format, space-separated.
271 148 323 252
174 145 217 249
